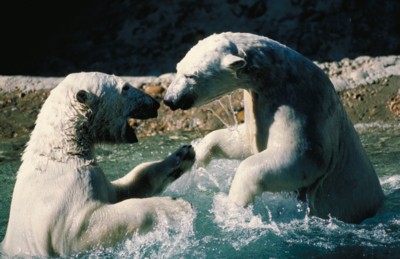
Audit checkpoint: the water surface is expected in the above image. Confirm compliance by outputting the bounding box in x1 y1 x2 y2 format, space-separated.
0 124 399 258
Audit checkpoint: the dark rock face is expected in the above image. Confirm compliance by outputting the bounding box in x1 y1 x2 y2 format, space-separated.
0 0 399 76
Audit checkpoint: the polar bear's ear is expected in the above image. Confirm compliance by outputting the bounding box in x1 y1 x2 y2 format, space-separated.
76 90 89 104
221 54 246 71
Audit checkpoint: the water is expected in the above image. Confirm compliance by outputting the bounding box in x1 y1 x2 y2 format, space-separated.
0 124 399 258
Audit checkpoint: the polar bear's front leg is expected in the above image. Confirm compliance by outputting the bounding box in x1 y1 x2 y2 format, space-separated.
193 124 252 167
112 145 195 200
228 105 326 206
228 146 323 206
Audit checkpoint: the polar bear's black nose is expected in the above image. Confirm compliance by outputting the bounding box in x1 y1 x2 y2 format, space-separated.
163 96 195 111
129 97 160 119
163 98 178 111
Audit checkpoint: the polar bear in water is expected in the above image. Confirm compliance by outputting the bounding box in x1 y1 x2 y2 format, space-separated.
2 72 195 257
163 32 384 223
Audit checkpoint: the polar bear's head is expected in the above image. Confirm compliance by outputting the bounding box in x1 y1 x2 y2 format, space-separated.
50 72 160 143
163 33 247 110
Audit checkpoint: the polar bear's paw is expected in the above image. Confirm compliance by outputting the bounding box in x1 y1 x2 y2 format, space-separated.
191 138 213 168
167 145 195 180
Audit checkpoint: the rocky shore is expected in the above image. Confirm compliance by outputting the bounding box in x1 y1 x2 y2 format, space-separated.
1 56 399 159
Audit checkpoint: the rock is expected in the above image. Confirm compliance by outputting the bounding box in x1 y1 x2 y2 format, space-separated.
369 106 377 117
236 110 244 123
144 85 165 98
387 93 400 117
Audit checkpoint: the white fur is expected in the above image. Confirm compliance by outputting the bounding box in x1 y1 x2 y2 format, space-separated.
2 72 195 256
164 32 384 223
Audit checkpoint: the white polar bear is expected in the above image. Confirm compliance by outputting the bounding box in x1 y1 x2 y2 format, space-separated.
163 32 384 224
1 72 195 257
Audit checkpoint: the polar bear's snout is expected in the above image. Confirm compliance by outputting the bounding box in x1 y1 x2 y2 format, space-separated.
163 75 197 110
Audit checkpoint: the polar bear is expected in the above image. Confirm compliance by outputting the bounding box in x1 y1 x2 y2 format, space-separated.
163 32 384 224
1 72 195 257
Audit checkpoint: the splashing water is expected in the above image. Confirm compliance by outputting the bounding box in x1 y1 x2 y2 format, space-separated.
206 94 239 130
103 207 196 259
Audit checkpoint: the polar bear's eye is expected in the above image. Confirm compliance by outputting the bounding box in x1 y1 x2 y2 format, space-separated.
185 74 196 80
76 90 88 104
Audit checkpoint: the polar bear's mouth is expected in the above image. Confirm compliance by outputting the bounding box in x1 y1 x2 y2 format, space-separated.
124 120 138 143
